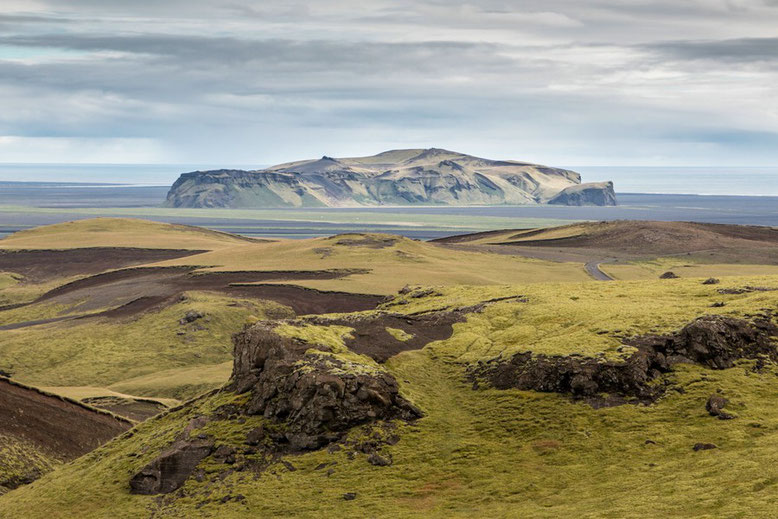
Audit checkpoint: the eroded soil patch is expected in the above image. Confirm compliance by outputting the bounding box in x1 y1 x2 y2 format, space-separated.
0 378 131 489
24 267 378 318
315 311 466 362
0 248 206 283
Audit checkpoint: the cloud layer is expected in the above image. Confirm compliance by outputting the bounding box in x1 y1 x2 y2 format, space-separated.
1 0 777 166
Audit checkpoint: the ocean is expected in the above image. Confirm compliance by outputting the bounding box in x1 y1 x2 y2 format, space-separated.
3 163 778 196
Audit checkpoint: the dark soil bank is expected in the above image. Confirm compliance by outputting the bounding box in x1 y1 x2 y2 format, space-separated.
0 378 131 489
0 248 206 282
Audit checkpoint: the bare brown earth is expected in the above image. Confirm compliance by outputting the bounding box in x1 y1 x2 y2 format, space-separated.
433 220 778 266
0 377 131 489
312 311 464 363
0 248 207 283
23 266 381 317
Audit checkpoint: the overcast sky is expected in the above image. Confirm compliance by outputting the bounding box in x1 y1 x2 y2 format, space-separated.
0 0 777 167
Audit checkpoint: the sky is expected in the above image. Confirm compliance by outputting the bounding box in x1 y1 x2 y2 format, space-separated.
0 0 777 168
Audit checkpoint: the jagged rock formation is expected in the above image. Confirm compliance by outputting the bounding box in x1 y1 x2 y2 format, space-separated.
469 314 778 405
165 148 617 208
129 321 421 494
230 323 422 450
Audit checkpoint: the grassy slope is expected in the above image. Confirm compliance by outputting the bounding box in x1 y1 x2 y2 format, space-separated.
0 292 292 400
0 220 588 405
0 434 59 496
154 233 590 295
0 217 251 250
5 276 778 517
603 258 778 281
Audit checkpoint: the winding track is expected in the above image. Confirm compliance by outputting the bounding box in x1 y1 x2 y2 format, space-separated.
585 261 614 281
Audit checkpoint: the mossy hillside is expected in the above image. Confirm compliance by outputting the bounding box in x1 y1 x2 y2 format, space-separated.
0 273 20 291
154 233 590 295
382 277 778 362
0 301 74 327
0 276 74 309
107 362 233 402
0 434 59 496
5 351 778 517
4 277 778 516
0 292 292 399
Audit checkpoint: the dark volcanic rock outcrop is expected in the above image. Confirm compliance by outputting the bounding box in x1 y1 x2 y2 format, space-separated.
129 320 422 494
230 323 421 450
469 314 778 404
165 148 616 208
129 439 214 495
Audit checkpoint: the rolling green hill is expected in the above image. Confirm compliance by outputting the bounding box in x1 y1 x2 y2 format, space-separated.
4 277 778 517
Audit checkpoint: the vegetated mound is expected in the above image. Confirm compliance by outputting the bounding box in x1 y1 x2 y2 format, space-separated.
165 148 616 208
126 318 423 497
0 218 258 250
0 377 131 492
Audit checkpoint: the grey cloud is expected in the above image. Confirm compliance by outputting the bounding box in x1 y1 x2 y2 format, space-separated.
0 0 776 164
646 37 778 62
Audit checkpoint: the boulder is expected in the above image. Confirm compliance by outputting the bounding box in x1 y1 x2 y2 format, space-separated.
179 310 204 325
706 394 735 420
129 439 213 495
674 315 777 369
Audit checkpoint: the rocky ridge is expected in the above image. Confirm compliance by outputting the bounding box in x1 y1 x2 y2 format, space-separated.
469 313 778 405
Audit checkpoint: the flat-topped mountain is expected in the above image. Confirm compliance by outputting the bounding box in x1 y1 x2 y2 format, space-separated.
165 148 616 208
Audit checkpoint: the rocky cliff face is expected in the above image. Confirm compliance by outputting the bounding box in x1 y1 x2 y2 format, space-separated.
547 181 616 206
165 148 617 208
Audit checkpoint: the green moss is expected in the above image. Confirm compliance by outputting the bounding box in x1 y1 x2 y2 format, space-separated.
386 327 414 342
0 293 291 398
5 275 778 517
0 434 59 494
276 322 383 372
